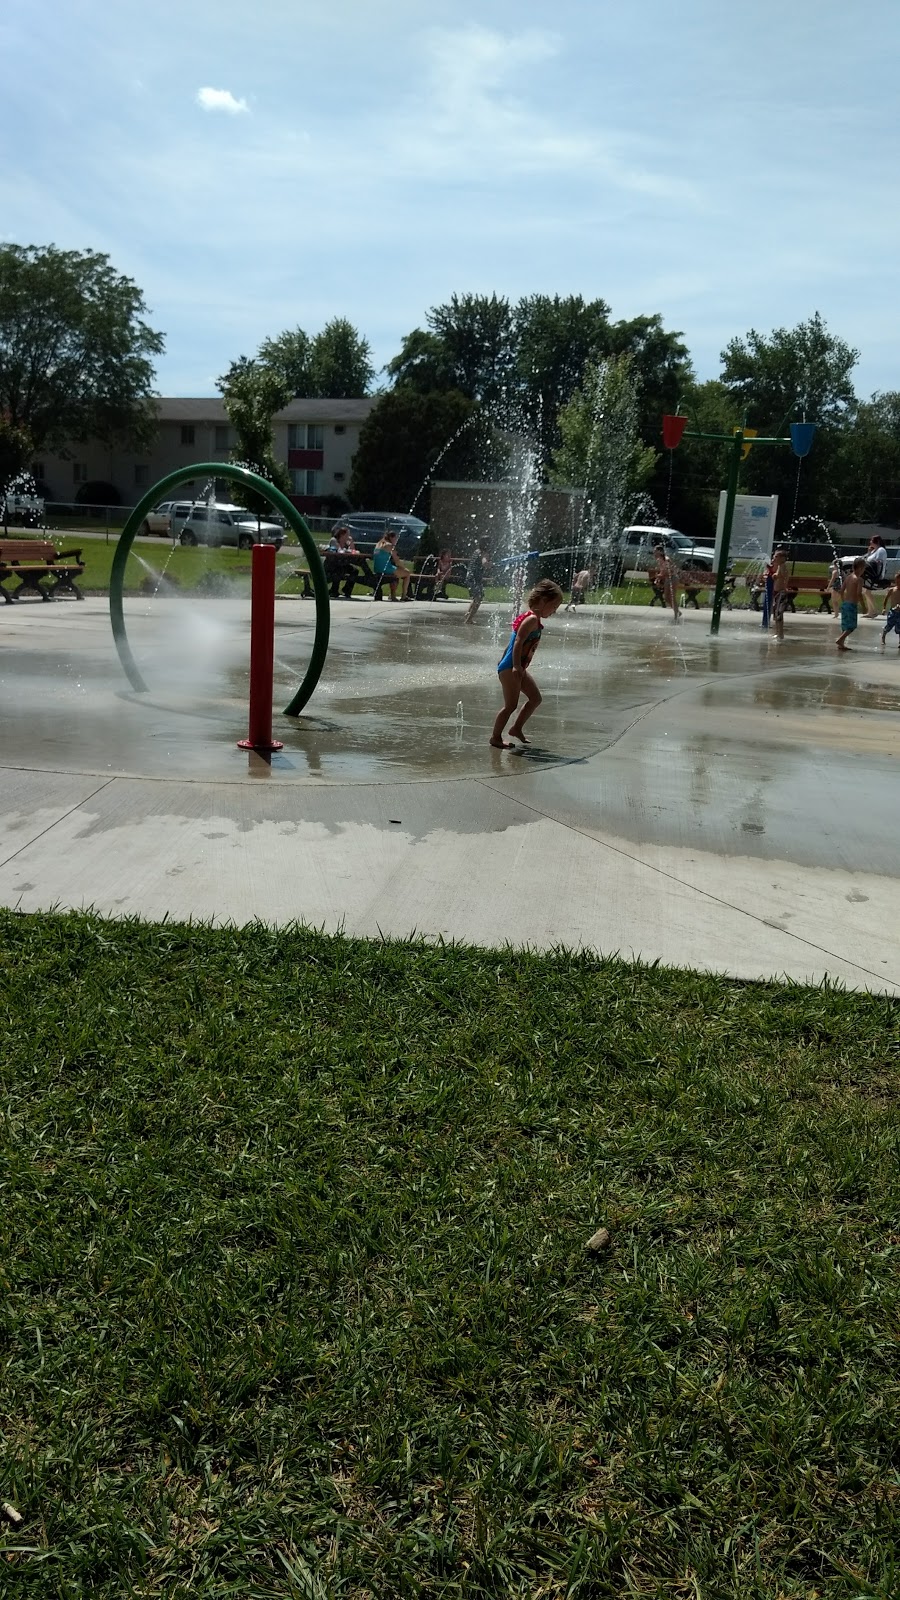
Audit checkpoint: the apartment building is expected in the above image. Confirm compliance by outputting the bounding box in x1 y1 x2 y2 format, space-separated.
34 397 376 514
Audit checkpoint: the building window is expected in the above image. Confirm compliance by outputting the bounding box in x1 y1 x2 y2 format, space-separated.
73 462 88 484
214 425 229 450
334 424 346 435
290 469 322 496
32 462 44 479
134 464 149 487
306 424 324 450
181 424 195 446
288 424 301 449
333 471 345 482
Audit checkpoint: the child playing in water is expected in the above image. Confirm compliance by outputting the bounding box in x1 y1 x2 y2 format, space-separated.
432 548 454 600
465 544 486 624
837 558 866 651
881 570 900 648
490 578 564 748
565 566 593 611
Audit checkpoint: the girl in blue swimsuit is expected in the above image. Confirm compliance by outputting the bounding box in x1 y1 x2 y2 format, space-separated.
491 578 563 748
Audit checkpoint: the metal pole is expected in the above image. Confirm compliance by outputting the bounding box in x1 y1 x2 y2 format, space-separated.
710 429 744 635
238 543 283 751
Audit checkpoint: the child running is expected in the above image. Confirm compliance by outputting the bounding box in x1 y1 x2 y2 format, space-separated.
881 571 900 648
490 578 564 748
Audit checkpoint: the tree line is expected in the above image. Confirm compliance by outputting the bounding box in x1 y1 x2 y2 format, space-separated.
2 244 899 537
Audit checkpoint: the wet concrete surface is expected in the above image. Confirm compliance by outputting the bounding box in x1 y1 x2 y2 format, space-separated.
1 595 898 988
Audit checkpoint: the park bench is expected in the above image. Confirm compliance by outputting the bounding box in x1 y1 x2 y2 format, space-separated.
0 539 85 604
288 566 316 598
647 567 736 610
749 575 833 614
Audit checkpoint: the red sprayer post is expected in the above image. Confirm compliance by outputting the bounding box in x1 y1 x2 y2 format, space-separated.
238 543 284 751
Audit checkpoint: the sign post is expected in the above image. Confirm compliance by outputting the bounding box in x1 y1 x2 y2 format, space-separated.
661 416 816 635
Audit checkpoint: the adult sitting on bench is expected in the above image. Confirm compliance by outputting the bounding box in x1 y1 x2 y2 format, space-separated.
372 530 411 600
323 525 375 599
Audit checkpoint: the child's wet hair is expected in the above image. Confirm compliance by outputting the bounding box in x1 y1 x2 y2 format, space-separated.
527 577 564 607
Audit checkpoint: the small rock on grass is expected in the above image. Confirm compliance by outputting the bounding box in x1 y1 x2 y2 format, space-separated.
585 1226 611 1253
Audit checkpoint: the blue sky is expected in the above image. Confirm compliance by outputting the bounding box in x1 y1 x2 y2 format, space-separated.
3 0 897 400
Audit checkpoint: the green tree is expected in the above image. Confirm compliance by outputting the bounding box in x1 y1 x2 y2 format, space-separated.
606 313 693 447
721 312 858 432
216 358 291 523
348 389 477 520
255 319 373 397
426 293 516 406
550 355 656 537
0 244 163 453
0 414 33 491
719 315 858 530
513 294 611 461
827 391 900 526
385 329 457 395
257 327 312 395
308 318 374 397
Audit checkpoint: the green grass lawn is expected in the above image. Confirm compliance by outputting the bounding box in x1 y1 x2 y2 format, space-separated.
1 910 897 1597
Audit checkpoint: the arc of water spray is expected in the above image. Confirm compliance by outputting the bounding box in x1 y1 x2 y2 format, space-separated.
109 462 330 717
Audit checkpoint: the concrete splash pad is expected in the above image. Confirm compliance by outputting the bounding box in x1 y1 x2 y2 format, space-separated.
1 595 899 991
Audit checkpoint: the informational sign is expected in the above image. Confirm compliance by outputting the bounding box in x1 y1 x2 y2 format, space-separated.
715 493 778 568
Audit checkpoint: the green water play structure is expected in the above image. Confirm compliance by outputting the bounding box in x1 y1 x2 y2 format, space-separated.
108 463 329 717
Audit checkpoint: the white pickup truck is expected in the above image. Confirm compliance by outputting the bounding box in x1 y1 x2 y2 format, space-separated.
602 526 715 584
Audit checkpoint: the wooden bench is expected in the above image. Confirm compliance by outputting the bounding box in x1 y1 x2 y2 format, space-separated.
289 566 316 598
0 539 85 604
749 575 833 614
647 567 736 609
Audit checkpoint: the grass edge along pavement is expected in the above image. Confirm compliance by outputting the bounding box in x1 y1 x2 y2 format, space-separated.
1 908 898 1598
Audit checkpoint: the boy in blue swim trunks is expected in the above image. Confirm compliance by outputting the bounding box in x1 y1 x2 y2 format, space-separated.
837 559 865 652
490 578 563 748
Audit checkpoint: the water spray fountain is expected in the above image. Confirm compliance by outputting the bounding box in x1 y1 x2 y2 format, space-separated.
109 463 330 745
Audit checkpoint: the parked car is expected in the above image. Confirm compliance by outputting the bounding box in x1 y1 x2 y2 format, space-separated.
2 491 44 528
174 503 285 550
601 525 714 584
140 501 176 536
331 512 428 560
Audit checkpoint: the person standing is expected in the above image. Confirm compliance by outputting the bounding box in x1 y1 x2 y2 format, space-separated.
862 536 887 617
771 548 791 641
432 548 454 600
464 544 487 624
828 554 843 618
837 559 866 651
565 566 594 611
490 579 563 748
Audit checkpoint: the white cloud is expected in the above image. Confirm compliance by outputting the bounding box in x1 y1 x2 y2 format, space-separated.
385 25 699 204
196 86 249 115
